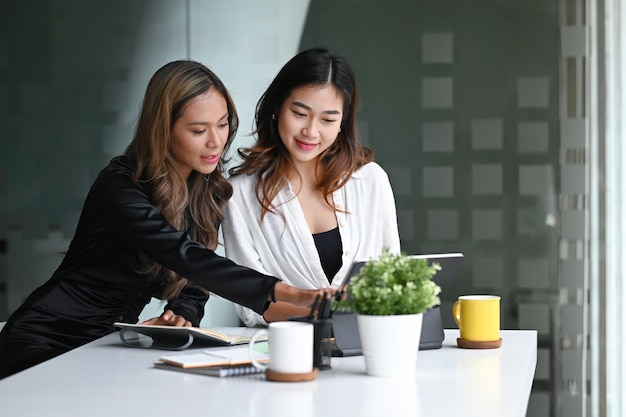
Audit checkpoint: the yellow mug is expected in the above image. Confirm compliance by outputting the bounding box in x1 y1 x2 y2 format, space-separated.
452 295 501 341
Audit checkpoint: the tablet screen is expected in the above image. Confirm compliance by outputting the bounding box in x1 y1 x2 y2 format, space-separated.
338 253 464 291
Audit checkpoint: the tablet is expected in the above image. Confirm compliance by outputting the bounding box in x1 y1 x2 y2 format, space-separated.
332 252 464 355
409 252 464 290
338 252 464 291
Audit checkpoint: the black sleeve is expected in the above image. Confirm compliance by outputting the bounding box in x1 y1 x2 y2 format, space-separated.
164 281 210 326
92 160 279 315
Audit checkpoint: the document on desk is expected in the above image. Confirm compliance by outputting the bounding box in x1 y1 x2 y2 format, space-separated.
158 345 268 369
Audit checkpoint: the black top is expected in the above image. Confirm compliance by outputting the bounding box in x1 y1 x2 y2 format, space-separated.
0 156 279 377
312 227 343 284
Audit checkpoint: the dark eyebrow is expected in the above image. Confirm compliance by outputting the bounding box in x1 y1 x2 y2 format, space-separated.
185 112 229 126
292 101 341 115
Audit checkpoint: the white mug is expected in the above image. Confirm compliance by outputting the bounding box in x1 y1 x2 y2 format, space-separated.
248 321 313 374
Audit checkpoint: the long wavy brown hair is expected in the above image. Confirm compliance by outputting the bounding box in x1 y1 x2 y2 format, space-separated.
125 60 237 299
229 47 373 220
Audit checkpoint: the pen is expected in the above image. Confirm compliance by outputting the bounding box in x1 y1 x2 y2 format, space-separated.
309 294 321 320
322 294 333 318
316 294 325 319
319 294 333 319
334 287 345 302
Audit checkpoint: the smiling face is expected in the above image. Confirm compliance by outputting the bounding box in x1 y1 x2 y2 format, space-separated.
170 88 229 178
277 84 344 171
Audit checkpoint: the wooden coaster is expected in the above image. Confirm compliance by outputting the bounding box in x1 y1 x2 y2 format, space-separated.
457 337 503 349
265 367 319 382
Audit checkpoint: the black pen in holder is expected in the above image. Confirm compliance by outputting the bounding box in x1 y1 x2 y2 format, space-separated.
288 316 333 370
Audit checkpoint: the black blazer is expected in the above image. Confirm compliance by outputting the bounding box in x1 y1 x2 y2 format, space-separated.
0 156 278 372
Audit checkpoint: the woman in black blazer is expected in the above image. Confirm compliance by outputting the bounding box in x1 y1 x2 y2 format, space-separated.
0 60 332 379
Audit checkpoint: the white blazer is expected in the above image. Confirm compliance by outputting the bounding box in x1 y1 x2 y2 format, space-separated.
222 162 401 326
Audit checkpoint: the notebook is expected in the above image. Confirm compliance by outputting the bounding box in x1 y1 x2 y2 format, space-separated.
332 253 464 356
114 323 266 350
153 362 264 378
157 345 268 368
154 345 268 377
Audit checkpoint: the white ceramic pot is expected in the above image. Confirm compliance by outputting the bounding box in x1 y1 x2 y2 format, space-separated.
356 313 423 377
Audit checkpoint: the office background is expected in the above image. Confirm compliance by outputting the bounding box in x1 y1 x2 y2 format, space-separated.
0 1 598 416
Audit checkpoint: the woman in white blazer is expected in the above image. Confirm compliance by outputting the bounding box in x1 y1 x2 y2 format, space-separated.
223 47 401 327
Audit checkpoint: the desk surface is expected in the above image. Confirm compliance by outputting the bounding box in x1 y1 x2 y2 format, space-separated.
0 329 536 417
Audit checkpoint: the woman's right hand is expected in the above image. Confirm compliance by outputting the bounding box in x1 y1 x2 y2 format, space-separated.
273 282 337 307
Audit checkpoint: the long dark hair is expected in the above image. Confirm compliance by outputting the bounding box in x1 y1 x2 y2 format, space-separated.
125 60 237 299
230 47 373 220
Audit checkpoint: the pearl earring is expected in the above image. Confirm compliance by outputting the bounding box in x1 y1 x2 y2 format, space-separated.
272 114 276 120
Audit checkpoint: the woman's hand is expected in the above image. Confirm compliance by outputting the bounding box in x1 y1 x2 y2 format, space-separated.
273 282 337 307
140 309 192 327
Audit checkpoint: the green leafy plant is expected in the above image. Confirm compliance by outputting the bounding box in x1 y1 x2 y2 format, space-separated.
338 249 442 316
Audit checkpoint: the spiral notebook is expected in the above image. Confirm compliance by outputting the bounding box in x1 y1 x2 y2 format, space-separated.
153 362 263 378
154 345 267 378
154 362 264 378
157 345 268 368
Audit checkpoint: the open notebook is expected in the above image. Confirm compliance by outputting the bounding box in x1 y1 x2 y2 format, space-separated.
332 253 464 356
114 323 266 350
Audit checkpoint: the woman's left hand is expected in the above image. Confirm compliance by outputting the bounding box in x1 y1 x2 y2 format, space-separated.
140 309 192 327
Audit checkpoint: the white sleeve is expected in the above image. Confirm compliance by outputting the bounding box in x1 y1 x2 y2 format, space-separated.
222 194 269 327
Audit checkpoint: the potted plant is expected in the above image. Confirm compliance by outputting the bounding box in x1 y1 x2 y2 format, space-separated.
337 249 442 377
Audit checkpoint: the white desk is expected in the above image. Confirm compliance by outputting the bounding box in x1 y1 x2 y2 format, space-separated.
0 329 536 417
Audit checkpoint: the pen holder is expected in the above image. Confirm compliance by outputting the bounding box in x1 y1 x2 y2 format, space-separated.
288 316 333 370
